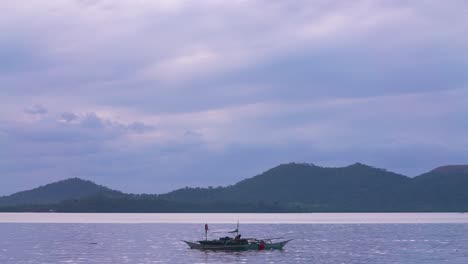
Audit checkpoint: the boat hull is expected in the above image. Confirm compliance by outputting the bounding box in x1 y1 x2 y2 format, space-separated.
184 240 250 250
183 240 292 251
251 239 292 250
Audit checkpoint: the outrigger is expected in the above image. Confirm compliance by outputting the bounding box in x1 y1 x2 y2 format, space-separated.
183 222 292 250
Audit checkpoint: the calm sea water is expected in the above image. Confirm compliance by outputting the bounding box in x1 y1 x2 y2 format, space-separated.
0 213 467 264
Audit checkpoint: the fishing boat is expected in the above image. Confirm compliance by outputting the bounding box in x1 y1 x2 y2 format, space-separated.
183 223 292 251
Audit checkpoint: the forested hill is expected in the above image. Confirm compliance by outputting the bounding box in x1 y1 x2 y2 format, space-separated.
160 163 468 211
403 165 468 211
1 163 467 212
0 178 123 207
160 163 411 211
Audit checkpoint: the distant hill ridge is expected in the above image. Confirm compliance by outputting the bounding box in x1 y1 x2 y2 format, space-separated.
0 178 123 207
1 162 467 212
159 162 411 211
431 165 468 174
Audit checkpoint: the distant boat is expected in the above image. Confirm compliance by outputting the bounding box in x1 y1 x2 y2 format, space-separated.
183 222 292 250
183 238 291 250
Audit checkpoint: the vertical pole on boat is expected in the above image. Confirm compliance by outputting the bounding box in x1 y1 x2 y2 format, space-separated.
205 223 208 241
236 219 239 236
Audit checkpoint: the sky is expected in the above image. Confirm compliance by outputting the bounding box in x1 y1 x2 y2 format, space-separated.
1 0 467 195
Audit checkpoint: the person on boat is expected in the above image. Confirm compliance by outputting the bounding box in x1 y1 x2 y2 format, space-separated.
234 234 241 240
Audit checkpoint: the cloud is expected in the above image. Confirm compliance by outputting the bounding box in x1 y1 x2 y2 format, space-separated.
2 88 467 195
0 0 467 195
60 112 78 122
2 1 466 99
24 104 48 115
127 121 155 133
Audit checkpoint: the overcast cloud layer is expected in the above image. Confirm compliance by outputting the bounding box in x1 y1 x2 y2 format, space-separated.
1 0 467 195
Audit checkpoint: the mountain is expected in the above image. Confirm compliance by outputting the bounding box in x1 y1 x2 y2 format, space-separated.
1 163 467 212
160 163 411 211
427 165 468 174
403 165 468 211
0 178 123 207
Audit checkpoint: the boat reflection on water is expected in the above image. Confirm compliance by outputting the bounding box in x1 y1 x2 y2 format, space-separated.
183 222 292 251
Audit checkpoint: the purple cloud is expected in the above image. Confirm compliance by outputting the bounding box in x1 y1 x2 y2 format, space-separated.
0 0 467 195
24 104 48 115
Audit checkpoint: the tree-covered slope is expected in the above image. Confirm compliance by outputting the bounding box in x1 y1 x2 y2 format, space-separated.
1 163 467 212
403 165 468 211
0 178 123 207
160 163 411 211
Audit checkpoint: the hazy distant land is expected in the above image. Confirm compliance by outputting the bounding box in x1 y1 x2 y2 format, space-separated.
1 163 467 213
